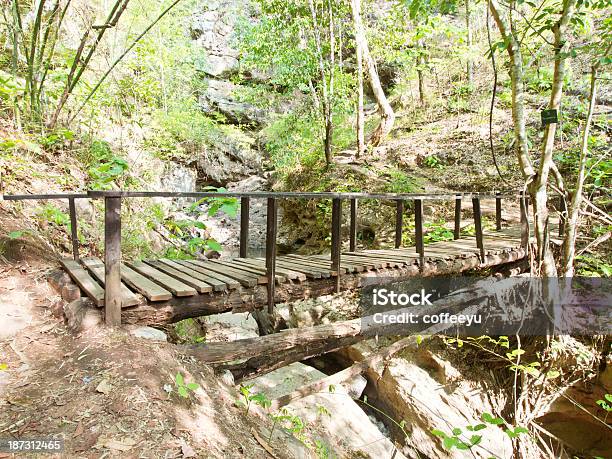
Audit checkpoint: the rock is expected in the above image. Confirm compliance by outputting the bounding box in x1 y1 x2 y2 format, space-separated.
61 283 81 302
130 326 168 342
199 79 267 127
196 127 262 185
190 1 252 78
63 299 102 333
250 362 406 459
204 312 259 341
347 341 514 459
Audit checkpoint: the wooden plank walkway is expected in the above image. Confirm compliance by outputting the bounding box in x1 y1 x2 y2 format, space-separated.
59 227 525 324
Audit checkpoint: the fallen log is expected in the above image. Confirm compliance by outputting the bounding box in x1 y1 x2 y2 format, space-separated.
186 285 491 381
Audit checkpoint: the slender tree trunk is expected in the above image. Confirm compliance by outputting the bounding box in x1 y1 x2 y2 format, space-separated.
308 0 333 165
350 0 395 146
562 60 604 276
531 0 576 276
351 0 365 158
465 0 473 86
416 42 425 104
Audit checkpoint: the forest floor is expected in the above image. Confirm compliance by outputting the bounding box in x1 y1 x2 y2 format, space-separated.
0 259 304 459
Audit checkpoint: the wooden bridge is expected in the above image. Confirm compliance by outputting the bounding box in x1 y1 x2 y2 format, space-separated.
3 190 543 327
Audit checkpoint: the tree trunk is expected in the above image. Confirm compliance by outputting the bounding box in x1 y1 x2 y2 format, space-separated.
351 0 365 158
531 0 576 276
465 0 473 86
187 288 489 381
417 40 425 105
562 61 603 276
350 0 395 146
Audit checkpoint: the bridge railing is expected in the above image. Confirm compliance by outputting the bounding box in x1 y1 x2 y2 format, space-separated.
2 189 536 326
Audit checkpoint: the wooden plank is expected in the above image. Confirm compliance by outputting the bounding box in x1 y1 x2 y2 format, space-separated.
273 259 326 279
213 259 286 284
305 254 368 272
160 259 225 292
311 253 383 270
234 258 307 281
120 264 172 301
178 260 240 289
184 259 257 287
60 258 104 307
146 260 214 293
282 254 348 274
276 257 336 277
127 261 197 297
342 251 411 266
338 253 401 268
206 260 265 285
81 257 141 307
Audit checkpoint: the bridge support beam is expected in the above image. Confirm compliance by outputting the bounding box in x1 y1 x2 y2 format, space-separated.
349 198 358 252
331 198 342 293
414 199 424 268
453 196 461 240
265 197 278 315
495 193 502 231
395 200 404 248
68 197 79 260
104 196 122 326
472 197 486 262
240 197 250 258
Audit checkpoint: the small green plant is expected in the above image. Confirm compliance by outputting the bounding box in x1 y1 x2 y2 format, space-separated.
596 394 612 421
237 384 271 414
423 155 443 169
37 204 70 227
172 372 200 398
433 412 529 454
7 230 27 239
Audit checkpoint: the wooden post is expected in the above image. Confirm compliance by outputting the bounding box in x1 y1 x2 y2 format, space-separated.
558 194 566 238
68 197 79 260
395 200 404 248
104 196 122 326
331 198 342 293
349 198 358 252
265 197 278 314
453 197 461 240
414 199 424 267
495 193 502 231
472 197 485 262
240 197 250 258
520 193 529 248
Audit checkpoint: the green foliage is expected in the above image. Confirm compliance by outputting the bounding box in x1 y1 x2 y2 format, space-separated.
596 394 612 412
174 372 200 398
382 168 422 194
36 204 70 227
575 254 612 277
236 384 271 414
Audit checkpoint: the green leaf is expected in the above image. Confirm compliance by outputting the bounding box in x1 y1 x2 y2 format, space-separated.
470 435 482 445
178 386 189 398
482 412 505 425
452 427 462 436
545 370 560 379
186 382 199 391
431 429 447 438
513 427 529 434
175 373 184 386
605 394 612 403
443 436 458 449
8 230 24 239
416 335 423 345
206 239 222 252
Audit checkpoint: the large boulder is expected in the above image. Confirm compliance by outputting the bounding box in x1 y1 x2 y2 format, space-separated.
199 79 267 127
250 362 406 458
190 0 248 78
